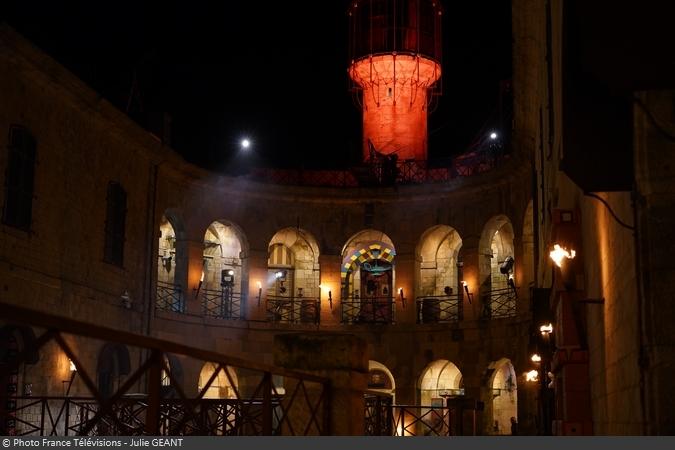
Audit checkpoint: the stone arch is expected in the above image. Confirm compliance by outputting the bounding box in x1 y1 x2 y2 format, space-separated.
198 362 238 399
484 358 518 435
202 220 249 318
160 353 183 398
368 360 396 400
340 230 396 323
0 325 38 433
97 343 131 399
415 225 463 296
418 360 464 406
478 215 516 318
267 228 321 299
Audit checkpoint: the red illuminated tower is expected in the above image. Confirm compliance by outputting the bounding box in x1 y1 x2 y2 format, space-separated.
348 0 443 162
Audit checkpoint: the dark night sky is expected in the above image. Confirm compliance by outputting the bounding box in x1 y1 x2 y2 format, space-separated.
2 1 512 173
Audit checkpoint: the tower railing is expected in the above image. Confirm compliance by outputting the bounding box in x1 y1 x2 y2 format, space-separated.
248 145 509 188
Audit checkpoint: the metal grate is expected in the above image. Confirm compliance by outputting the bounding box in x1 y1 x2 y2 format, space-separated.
266 296 320 324
201 288 242 320
156 281 184 313
415 294 463 324
341 297 395 324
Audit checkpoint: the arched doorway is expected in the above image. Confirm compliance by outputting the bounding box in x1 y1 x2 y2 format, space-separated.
479 216 516 318
266 228 320 323
368 360 396 401
415 225 463 323
156 211 186 312
419 360 464 406
0 325 38 435
202 221 248 319
97 343 131 399
486 358 517 435
341 230 396 324
198 362 238 399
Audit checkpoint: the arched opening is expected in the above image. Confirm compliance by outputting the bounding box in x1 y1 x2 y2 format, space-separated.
97 343 131 399
156 213 186 312
0 325 38 435
479 216 516 318
198 362 238 399
341 230 396 324
486 358 517 435
419 360 464 406
266 228 320 323
415 225 463 323
368 360 396 401
160 354 183 398
202 221 248 319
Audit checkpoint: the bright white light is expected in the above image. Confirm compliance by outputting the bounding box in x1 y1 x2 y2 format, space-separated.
227 269 234 276
540 323 553 335
525 370 539 382
275 271 283 279
69 359 77 372
489 132 498 140
241 138 251 149
531 354 542 363
549 244 576 267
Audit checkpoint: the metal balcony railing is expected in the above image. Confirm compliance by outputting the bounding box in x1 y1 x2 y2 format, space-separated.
481 286 517 319
341 297 395 324
201 288 242 320
156 281 184 313
415 294 462 324
364 393 455 436
266 296 320 324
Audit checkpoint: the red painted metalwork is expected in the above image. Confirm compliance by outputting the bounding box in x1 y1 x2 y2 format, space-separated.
348 1 443 162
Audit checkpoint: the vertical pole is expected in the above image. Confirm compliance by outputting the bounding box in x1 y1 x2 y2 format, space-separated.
262 372 272 435
323 380 332 436
144 350 162 435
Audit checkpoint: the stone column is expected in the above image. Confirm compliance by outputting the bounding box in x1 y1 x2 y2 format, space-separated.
183 240 204 316
318 255 341 325
246 249 268 321
274 333 368 435
459 238 481 321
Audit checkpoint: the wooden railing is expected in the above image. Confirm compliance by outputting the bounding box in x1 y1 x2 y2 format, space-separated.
0 303 330 436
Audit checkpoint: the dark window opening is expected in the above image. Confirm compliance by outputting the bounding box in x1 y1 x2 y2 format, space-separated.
104 181 127 266
2 126 36 230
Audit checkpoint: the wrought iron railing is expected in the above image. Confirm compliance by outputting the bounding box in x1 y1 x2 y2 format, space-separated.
266 296 320 324
341 297 395 324
156 281 184 313
5 396 288 436
364 395 454 437
0 303 330 436
364 392 393 436
415 294 462 324
481 286 517 319
248 147 509 188
201 288 242 320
